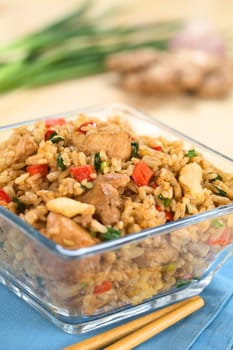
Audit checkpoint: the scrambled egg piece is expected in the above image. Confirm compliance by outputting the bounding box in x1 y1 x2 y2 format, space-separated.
46 197 95 218
179 163 205 204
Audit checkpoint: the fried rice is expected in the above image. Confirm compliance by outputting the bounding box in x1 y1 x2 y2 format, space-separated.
0 111 232 316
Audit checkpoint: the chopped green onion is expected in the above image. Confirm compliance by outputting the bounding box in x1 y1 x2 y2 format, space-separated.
47 131 58 140
57 153 66 171
13 197 26 213
100 161 108 172
163 198 172 207
185 149 198 158
0 0 182 93
211 218 224 228
131 141 139 158
102 227 121 241
80 183 89 190
176 279 192 288
158 194 172 207
94 152 101 171
213 185 227 197
50 135 64 143
211 174 223 182
176 277 198 288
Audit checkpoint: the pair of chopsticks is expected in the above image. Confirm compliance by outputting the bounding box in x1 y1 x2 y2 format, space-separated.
63 296 204 350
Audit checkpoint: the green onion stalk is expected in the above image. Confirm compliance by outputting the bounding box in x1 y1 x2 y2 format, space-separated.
0 0 182 93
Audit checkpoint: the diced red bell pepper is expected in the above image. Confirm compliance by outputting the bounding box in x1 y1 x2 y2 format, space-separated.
132 160 154 187
93 281 112 294
77 121 96 134
150 181 158 189
165 211 174 221
152 146 163 152
45 129 57 141
208 226 233 246
70 165 95 182
27 164 48 177
45 118 66 128
156 205 174 221
0 188 11 204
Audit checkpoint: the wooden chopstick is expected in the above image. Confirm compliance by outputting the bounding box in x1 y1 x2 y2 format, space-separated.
63 296 204 350
104 296 204 350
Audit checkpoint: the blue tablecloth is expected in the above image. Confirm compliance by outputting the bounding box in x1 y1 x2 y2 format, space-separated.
0 256 232 350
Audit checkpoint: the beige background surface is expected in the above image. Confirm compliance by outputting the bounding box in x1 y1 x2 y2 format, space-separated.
0 0 232 158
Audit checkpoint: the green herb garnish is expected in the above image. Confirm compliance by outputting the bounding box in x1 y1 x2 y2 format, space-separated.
47 131 58 140
185 149 198 158
102 227 121 241
94 152 101 171
211 174 223 182
13 197 26 213
158 194 172 207
57 153 66 171
213 185 227 197
131 141 139 158
176 277 198 288
50 135 64 143
163 198 172 207
211 219 224 228
175 279 192 288
80 184 88 190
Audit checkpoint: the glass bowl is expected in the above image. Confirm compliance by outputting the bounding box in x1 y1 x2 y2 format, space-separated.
0 103 232 334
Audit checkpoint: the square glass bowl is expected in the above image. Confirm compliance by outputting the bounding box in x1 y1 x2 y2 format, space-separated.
0 103 232 334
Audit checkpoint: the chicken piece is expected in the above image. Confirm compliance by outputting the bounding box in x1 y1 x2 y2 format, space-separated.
46 197 95 218
45 212 97 249
79 173 130 225
72 130 132 161
106 49 160 73
100 173 130 188
14 133 38 161
179 163 205 204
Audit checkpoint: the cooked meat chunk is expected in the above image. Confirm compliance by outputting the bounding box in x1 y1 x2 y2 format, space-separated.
72 130 132 161
45 212 97 249
79 173 130 225
14 133 38 161
100 173 130 188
